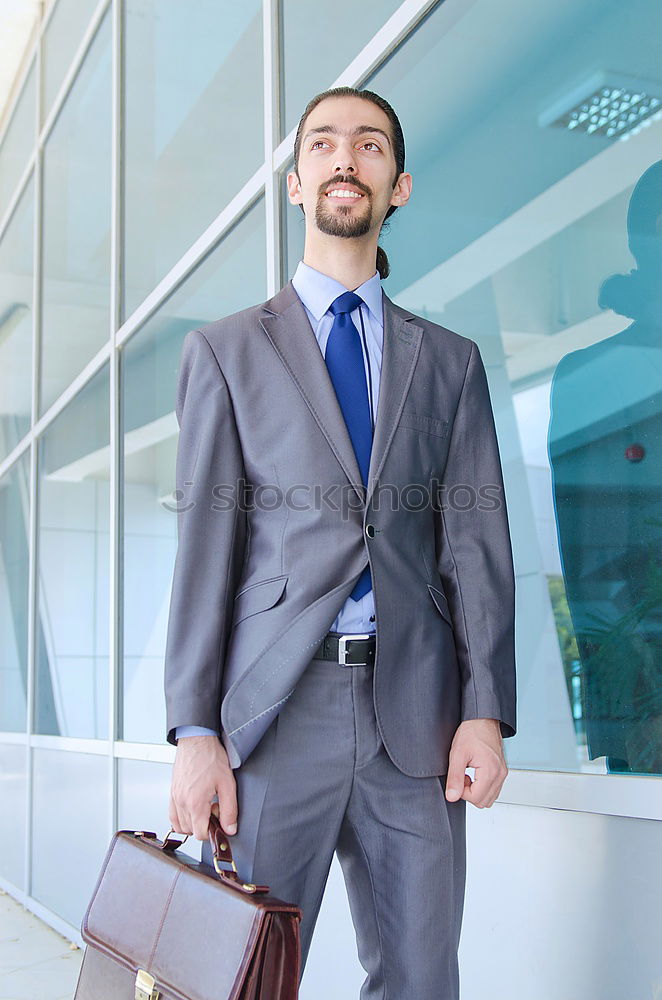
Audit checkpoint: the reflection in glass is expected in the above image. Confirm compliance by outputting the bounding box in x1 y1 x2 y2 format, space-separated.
0 174 34 462
35 364 110 738
121 200 266 744
279 0 403 140
40 8 111 415
549 161 662 775
0 61 36 221
41 0 100 125
122 0 263 319
0 452 31 733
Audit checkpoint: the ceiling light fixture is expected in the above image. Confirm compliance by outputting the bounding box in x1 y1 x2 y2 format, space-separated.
539 71 662 141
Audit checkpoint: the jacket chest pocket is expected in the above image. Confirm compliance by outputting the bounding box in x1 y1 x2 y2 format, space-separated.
398 411 450 439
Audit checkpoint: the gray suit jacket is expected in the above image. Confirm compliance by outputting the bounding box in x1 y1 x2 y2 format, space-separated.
163 279 516 776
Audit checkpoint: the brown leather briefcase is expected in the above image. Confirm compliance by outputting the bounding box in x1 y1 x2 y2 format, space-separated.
73 814 302 999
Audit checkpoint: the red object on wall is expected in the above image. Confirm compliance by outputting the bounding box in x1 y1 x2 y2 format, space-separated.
625 443 645 462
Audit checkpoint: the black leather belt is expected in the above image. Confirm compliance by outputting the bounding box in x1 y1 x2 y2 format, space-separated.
314 631 376 666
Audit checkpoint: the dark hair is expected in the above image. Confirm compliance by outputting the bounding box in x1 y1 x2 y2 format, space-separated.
292 86 406 280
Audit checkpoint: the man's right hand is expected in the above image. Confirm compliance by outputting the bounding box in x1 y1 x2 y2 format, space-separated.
169 734 238 842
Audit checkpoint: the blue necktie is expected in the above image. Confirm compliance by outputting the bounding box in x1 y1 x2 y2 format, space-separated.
325 290 373 601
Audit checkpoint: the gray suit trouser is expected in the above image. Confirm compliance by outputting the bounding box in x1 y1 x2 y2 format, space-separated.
202 650 467 999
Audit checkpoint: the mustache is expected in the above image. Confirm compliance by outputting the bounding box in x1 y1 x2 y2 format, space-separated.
322 179 370 195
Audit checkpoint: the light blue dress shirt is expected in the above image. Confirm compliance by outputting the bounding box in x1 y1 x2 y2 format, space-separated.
176 259 383 741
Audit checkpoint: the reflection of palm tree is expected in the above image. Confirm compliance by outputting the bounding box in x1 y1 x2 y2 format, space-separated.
548 160 662 774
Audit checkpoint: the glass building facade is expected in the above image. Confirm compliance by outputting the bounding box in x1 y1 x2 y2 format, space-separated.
1 0 661 993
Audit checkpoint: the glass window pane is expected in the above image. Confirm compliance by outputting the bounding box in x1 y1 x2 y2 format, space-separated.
0 60 36 222
121 199 266 745
31 747 109 925
359 0 662 774
122 0 263 320
117 758 184 851
35 364 110 738
0 452 31 734
279 0 402 140
0 173 34 462
0 745 27 890
41 0 101 124
40 8 111 416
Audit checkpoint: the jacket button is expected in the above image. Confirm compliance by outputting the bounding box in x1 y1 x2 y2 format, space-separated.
365 524 375 538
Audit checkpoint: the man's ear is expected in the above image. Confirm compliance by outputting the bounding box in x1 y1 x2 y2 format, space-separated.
391 171 412 208
286 171 303 206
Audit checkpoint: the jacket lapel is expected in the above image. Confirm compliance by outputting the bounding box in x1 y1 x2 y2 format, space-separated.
366 289 423 508
259 279 424 510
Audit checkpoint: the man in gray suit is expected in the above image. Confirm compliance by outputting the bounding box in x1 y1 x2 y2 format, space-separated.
165 86 516 997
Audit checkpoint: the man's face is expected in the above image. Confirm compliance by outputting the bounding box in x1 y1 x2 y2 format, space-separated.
288 95 410 241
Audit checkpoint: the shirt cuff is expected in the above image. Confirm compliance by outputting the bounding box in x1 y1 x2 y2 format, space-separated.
175 725 218 740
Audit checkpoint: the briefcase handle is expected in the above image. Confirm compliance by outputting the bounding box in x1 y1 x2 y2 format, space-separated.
157 815 270 895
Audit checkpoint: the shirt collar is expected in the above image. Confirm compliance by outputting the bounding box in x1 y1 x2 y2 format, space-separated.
291 259 383 327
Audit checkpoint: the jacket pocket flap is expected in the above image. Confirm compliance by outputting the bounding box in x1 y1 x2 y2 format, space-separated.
427 583 453 628
399 411 450 438
232 574 289 627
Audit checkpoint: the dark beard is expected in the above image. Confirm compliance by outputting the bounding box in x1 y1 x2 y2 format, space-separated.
315 194 372 238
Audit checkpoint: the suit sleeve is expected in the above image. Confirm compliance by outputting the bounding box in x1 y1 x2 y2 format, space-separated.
435 339 517 738
163 329 248 747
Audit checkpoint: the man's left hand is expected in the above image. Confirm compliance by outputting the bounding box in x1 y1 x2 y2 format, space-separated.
445 718 508 808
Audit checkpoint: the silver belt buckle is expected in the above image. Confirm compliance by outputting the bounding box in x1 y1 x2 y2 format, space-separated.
338 633 372 666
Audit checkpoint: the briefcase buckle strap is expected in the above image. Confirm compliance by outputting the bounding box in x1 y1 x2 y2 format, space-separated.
135 969 160 1000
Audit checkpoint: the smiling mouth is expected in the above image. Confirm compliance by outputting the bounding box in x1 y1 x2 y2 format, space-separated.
325 191 366 202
